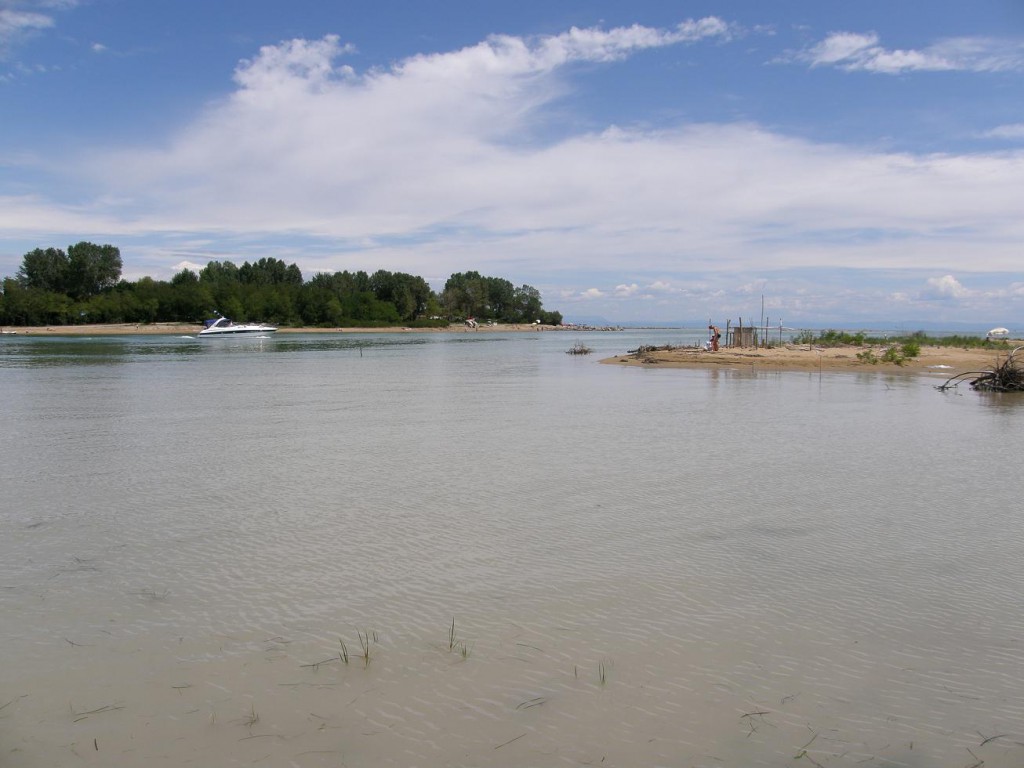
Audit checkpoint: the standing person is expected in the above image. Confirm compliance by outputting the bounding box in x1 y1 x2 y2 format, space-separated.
708 324 721 352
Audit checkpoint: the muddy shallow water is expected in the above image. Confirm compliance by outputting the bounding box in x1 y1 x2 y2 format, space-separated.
3 330 1024 767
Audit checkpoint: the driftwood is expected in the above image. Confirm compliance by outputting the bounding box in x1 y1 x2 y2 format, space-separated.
628 344 676 355
938 347 1024 392
626 343 680 364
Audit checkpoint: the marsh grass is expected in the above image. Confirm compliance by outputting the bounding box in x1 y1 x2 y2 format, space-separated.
448 617 471 659
357 630 371 666
800 328 1004 350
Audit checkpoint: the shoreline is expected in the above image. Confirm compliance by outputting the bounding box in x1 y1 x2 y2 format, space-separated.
0 321 579 336
4 324 1016 379
600 342 1019 377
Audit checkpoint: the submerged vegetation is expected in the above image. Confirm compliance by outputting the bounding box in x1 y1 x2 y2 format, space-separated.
448 617 470 659
0 243 563 328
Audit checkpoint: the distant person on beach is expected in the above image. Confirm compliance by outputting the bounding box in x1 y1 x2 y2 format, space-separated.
708 325 721 352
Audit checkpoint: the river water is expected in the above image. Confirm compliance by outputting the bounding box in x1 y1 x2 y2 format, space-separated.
2 329 1023 767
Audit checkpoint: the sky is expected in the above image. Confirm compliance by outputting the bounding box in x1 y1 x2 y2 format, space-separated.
1 0 1023 326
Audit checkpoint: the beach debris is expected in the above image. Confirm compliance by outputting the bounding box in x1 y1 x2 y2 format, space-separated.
516 696 546 710
70 702 125 722
937 346 1024 392
566 341 592 355
625 343 680 363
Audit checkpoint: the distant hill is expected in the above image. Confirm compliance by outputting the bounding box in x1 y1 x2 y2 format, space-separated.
564 316 1016 335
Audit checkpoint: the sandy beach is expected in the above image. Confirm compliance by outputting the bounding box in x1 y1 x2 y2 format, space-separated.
601 341 1021 377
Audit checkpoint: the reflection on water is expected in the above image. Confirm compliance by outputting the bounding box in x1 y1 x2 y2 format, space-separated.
975 390 1024 410
2 330 1024 767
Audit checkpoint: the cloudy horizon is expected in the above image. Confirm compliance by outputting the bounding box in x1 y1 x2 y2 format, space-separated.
2 1 1023 325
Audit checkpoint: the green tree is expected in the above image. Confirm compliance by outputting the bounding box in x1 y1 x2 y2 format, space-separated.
369 270 434 321
442 271 488 318
3 246 564 329
171 268 199 285
484 276 515 321
0 278 71 325
512 284 543 323
166 270 213 321
238 257 303 286
66 242 122 299
16 247 69 293
199 260 240 285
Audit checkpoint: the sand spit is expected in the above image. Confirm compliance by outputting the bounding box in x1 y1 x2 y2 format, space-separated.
601 342 1021 376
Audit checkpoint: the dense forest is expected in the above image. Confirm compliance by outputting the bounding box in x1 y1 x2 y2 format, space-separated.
0 242 563 328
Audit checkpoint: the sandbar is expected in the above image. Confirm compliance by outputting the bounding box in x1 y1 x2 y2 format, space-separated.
601 342 1020 377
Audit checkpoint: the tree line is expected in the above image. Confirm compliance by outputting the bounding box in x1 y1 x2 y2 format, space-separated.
0 242 563 328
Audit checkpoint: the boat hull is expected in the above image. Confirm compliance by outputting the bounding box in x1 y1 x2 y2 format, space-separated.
198 326 277 336
198 317 277 336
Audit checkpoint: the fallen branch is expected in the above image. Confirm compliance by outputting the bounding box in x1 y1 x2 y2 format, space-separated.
938 347 1024 392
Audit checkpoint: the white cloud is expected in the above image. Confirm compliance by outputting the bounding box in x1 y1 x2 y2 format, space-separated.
172 260 204 274
614 283 640 297
796 32 1024 74
4 23 1024 324
0 8 52 52
0 1 76 55
737 280 768 295
10 24 1023 281
922 274 971 299
980 123 1024 140
803 32 881 67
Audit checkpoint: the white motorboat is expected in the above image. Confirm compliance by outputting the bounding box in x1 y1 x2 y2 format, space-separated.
198 317 278 336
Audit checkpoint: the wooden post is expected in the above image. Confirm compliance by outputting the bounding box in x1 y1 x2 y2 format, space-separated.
760 295 765 347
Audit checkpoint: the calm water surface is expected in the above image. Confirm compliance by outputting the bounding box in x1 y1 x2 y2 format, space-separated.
2 330 1024 767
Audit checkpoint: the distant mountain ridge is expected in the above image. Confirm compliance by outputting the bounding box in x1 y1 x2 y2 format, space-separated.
562 316 1017 334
